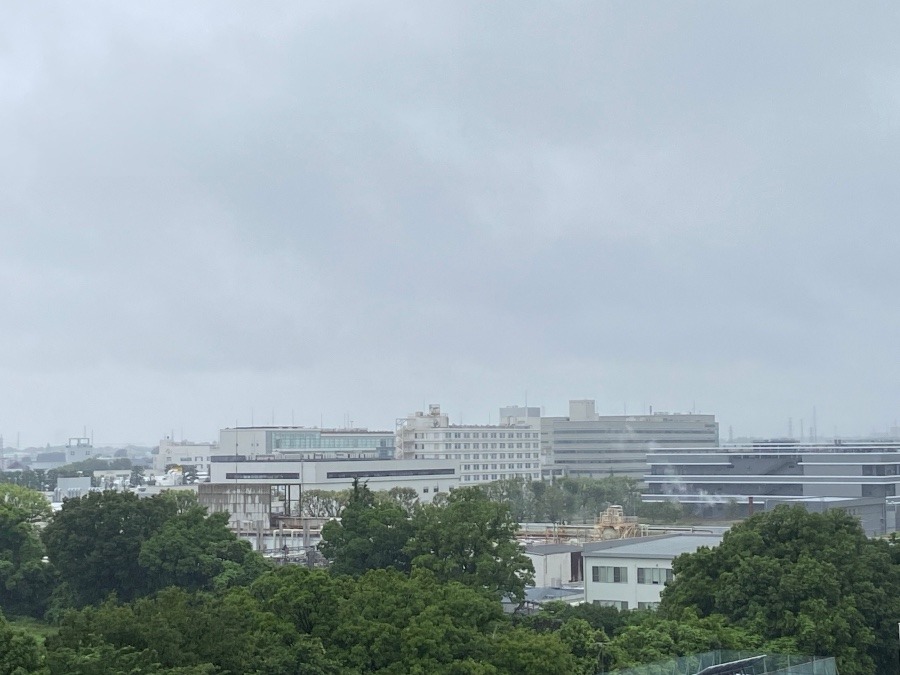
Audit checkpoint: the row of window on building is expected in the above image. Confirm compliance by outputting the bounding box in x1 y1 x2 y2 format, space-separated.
463 463 535 471
413 431 540 440
590 566 674 585
593 601 659 610
462 473 539 482
410 443 540 450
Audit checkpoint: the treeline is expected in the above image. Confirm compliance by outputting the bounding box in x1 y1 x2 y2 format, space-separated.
1 481 899 674
0 458 134 491
297 477 684 524
477 476 685 524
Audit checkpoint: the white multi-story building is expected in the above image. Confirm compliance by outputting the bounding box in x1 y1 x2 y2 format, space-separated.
396 404 542 485
218 426 395 461
583 533 723 610
155 438 218 474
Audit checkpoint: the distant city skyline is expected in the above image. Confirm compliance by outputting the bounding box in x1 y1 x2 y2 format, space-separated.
1 397 897 449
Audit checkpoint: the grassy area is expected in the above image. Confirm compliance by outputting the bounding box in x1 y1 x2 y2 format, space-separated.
8 616 57 643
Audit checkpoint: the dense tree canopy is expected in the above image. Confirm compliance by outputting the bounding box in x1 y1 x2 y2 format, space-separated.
251 566 580 674
0 498 56 618
320 484 533 601
46 587 337 675
660 505 900 675
0 610 46 675
319 481 414 576
42 491 267 606
475 476 684 524
0 485 51 522
406 488 534 601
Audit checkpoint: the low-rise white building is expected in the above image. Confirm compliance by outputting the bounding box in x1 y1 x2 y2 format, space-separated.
396 404 542 485
209 457 459 501
154 438 218 475
583 533 723 610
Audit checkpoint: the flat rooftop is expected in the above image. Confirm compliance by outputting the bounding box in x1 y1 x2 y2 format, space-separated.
583 533 723 559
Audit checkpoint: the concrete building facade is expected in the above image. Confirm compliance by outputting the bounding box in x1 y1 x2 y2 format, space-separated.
209 456 460 503
542 400 718 480
644 440 900 505
154 438 218 474
396 404 542 485
218 426 395 461
583 533 723 610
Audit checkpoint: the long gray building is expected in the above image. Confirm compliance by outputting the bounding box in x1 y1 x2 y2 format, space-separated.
643 439 900 504
542 400 718 480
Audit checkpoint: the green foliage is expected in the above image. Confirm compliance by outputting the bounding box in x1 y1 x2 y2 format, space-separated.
56 458 132 475
375 486 420 516
660 505 900 675
44 587 338 675
600 610 763 670
139 508 269 593
0 503 57 618
299 489 349 518
320 484 533 601
635 499 683 524
42 491 264 607
477 476 642 523
319 481 414 576
0 609 47 675
515 600 626 636
129 467 146 487
0 470 51 493
405 488 534 601
0 486 52 522
251 565 577 674
42 491 175 605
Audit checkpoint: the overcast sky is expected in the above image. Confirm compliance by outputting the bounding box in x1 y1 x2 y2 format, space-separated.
2 3 899 447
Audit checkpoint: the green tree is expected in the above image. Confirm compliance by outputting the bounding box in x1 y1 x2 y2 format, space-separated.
299 489 349 518
376 486 420 516
600 609 763 671
405 487 534 601
42 491 177 605
129 467 146 487
252 565 576 674
0 609 47 675
660 505 900 675
0 486 52 523
45 587 338 675
319 481 414 576
0 503 57 618
138 507 269 593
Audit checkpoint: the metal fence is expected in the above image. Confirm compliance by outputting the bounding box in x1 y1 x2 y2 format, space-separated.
602 650 838 675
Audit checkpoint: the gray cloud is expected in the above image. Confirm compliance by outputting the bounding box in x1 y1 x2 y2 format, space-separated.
1 2 899 445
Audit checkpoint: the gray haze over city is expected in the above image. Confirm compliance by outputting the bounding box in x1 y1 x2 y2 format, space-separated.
2 3 899 447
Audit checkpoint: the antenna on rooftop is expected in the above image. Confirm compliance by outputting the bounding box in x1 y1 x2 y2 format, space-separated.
812 406 818 442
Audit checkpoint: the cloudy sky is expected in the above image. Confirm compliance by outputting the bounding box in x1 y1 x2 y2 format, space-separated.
2 3 899 447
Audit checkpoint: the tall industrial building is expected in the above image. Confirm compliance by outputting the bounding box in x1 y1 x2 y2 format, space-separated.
396 404 542 484
542 400 719 480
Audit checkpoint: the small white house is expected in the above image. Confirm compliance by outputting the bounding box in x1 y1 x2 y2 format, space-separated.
583 533 723 611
